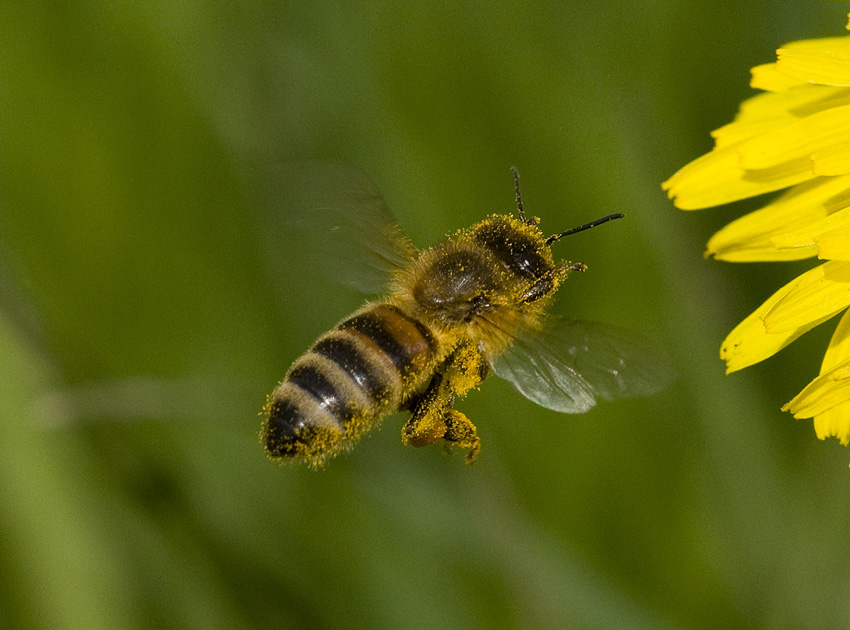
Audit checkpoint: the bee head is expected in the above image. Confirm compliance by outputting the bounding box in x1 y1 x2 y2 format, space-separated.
408 169 624 326
467 168 624 285
470 215 553 281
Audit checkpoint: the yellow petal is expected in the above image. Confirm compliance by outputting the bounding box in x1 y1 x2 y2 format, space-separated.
662 146 814 210
712 86 850 148
808 310 850 441
708 242 815 263
822 308 850 371
815 226 850 260
712 118 796 149
737 85 850 123
783 356 850 418
737 102 850 169
812 402 850 444
664 87 850 208
776 37 850 87
763 260 850 333
750 63 809 91
812 142 850 175
769 206 850 250
706 176 850 261
721 279 832 372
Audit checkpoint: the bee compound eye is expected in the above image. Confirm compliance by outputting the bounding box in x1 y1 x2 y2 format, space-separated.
472 221 549 279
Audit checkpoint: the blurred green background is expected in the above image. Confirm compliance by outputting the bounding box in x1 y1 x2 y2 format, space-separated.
2 1 850 629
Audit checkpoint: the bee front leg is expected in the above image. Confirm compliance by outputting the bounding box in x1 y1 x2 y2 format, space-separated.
401 343 487 464
520 261 581 303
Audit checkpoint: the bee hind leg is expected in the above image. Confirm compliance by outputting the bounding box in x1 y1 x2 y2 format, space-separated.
442 408 481 464
401 343 486 464
401 373 449 448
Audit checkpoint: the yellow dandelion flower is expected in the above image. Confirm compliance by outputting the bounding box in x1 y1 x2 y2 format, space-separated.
663 12 850 452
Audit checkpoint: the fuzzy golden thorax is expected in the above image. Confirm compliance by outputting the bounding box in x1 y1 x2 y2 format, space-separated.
391 214 575 357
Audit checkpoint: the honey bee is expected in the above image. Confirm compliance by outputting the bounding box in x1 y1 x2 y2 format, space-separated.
258 164 669 467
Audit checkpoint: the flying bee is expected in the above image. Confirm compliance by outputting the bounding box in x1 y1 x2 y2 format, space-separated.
257 164 670 467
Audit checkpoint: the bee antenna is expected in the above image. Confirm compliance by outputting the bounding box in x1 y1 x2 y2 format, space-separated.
545 213 625 245
510 167 527 223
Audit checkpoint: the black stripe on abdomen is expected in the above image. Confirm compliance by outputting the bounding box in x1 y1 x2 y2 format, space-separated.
339 305 435 378
287 363 356 424
313 335 392 404
265 398 310 457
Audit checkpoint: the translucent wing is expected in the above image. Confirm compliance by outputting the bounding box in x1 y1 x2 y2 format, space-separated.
246 161 415 294
492 316 673 413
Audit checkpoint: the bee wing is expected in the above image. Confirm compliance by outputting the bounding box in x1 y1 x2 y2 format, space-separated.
248 161 415 295
491 317 673 413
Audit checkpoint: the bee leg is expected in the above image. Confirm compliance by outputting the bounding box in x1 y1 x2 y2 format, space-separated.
442 409 481 465
519 262 579 303
401 373 449 448
402 342 487 463
439 343 487 463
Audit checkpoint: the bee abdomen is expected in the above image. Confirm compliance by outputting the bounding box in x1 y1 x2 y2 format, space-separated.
264 304 438 465
338 304 436 379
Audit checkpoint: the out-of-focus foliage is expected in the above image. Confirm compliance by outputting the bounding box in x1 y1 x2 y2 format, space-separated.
1 1 849 629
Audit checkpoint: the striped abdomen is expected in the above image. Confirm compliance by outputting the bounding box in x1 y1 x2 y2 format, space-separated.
263 303 438 465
